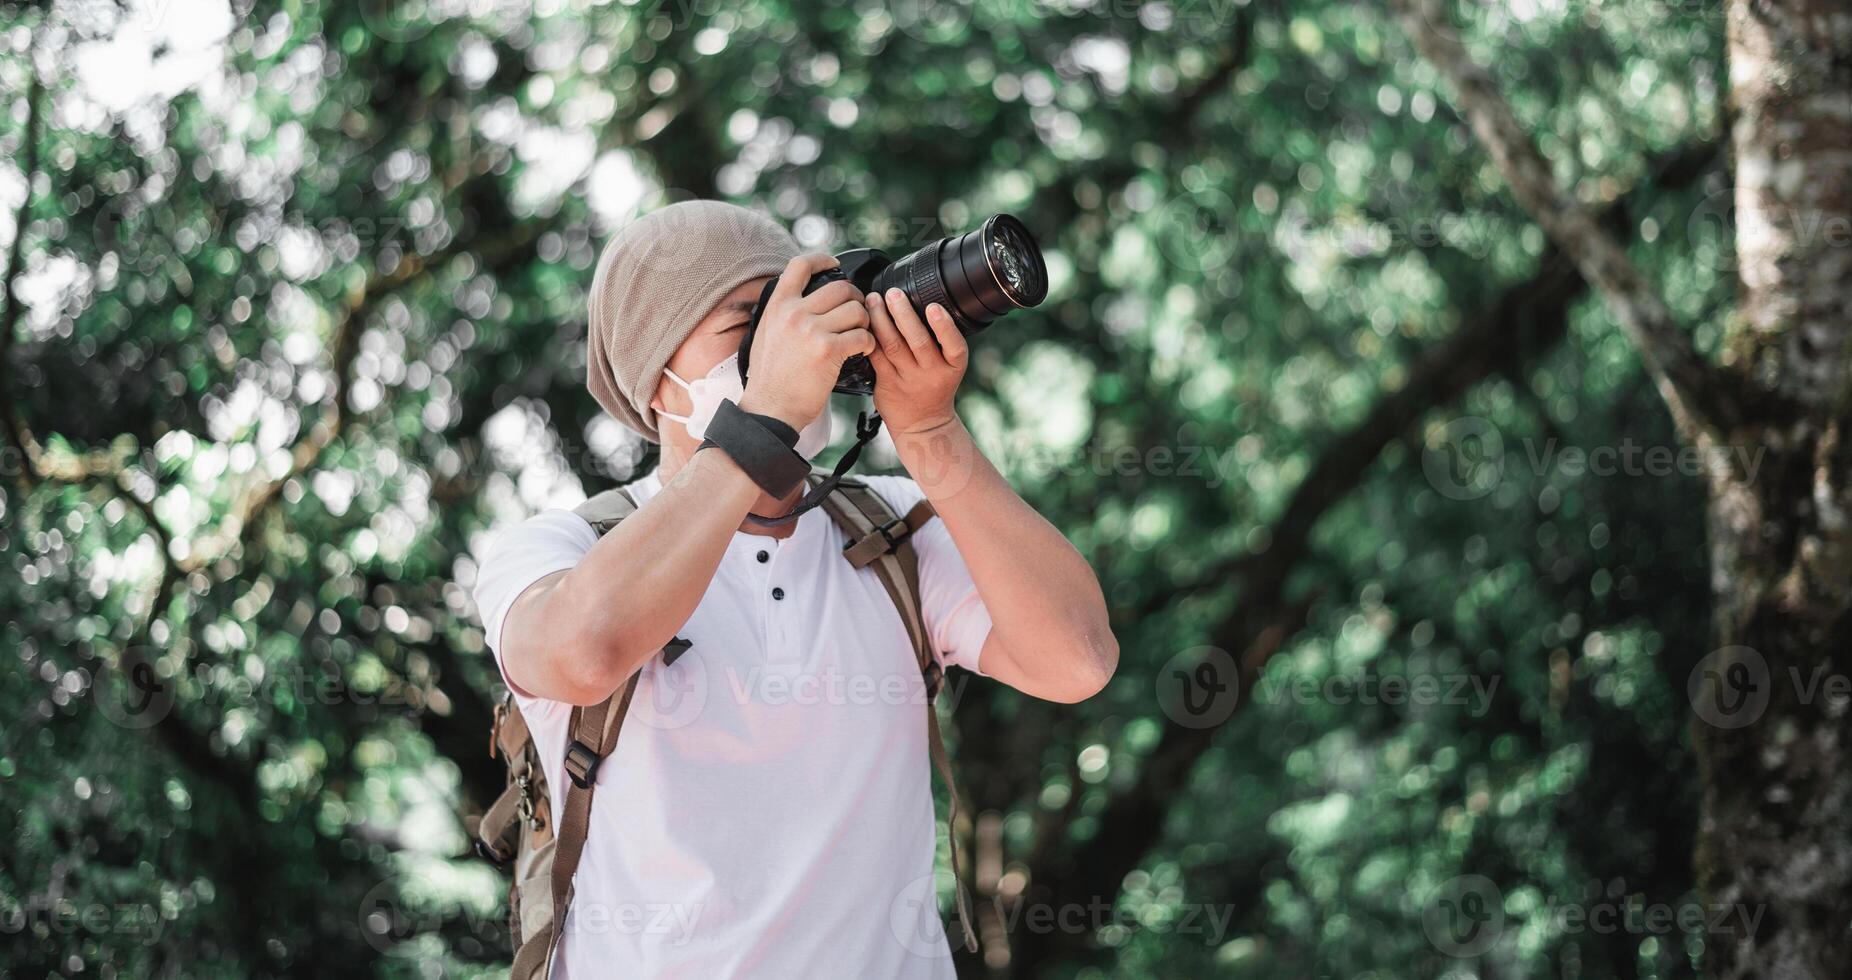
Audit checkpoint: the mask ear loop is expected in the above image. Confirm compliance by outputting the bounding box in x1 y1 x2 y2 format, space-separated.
657 367 695 426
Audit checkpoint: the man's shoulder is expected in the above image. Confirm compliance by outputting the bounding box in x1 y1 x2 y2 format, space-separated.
479 509 599 572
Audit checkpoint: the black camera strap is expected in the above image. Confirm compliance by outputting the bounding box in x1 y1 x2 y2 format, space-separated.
697 399 811 498
744 409 884 527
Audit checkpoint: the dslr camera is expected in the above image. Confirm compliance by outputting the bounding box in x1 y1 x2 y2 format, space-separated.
739 213 1049 395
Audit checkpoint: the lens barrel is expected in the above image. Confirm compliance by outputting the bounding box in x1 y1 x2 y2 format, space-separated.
871 213 1047 334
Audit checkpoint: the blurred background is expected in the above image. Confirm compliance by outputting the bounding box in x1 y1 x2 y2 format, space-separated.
0 0 1771 976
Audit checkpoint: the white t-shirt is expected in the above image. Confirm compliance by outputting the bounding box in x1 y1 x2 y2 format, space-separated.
471 470 992 979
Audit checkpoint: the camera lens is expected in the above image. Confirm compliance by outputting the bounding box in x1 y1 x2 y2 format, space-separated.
871 213 1047 334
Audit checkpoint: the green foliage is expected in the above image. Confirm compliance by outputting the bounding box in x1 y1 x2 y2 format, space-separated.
0 0 1729 976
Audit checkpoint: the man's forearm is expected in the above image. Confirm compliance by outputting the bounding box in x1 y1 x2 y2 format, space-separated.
510 449 763 702
893 416 1118 702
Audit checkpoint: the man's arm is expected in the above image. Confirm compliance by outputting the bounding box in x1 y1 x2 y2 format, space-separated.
866 289 1118 703
499 450 765 705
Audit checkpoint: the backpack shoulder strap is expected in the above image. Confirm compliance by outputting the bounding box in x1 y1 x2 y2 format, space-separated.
573 486 640 535
818 475 978 953
511 484 649 979
820 477 938 679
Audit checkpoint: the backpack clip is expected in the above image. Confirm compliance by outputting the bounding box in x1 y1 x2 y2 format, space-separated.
845 516 914 568
564 739 601 789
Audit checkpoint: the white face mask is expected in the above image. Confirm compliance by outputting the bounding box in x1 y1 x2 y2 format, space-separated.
660 353 833 459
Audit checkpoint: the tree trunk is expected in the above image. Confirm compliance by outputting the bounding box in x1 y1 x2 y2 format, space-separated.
1693 2 1852 976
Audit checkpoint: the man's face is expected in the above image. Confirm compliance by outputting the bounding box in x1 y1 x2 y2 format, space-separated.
649 276 769 452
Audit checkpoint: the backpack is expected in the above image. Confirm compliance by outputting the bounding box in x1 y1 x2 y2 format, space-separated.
471 473 979 977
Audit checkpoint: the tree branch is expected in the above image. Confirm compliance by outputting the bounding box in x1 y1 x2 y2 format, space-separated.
1391 0 1738 442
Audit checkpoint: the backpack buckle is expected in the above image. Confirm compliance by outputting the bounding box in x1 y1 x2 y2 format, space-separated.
564 740 601 789
845 516 913 568
474 837 513 868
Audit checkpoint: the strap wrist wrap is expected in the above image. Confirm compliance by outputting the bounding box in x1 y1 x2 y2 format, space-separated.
698 399 810 498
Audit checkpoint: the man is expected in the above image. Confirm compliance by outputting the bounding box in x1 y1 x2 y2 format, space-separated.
472 200 1116 977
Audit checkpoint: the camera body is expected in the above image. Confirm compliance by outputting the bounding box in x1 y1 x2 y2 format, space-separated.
738 214 1048 397
743 248 892 396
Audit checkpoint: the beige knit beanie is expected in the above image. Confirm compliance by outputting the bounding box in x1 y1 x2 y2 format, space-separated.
586 200 801 442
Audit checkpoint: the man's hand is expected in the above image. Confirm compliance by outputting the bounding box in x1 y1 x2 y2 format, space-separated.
738 253 875 430
866 288 968 435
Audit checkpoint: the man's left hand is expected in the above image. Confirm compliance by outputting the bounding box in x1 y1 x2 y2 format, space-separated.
865 288 967 435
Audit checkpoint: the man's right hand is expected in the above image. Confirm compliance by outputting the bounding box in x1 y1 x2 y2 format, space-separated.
738 253 874 429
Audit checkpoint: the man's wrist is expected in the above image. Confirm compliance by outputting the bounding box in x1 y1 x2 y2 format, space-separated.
737 390 806 432
891 413 981 498
697 399 810 497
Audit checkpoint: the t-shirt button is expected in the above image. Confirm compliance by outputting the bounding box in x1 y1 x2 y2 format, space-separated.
772 587 786 600
756 550 769 563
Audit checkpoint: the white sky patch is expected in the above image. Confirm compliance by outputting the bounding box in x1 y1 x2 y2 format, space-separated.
588 150 652 227
483 401 586 515
1070 36 1131 96
514 126 597 210
71 0 235 114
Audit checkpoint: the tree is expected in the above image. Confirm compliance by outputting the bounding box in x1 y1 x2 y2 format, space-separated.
1395 0 1852 973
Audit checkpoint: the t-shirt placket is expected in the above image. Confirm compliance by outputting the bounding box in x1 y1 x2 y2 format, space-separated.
751 534 800 665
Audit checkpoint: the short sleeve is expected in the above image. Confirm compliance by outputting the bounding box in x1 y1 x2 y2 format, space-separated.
858 475 993 675
471 510 600 699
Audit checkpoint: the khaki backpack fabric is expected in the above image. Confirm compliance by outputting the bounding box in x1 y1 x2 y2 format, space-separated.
471 473 977 978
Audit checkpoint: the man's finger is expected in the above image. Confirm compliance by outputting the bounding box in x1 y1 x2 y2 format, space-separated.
865 293 916 371
826 328 876 361
814 300 872 335
801 279 863 314
923 303 968 366
770 253 838 306
884 288 934 352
